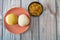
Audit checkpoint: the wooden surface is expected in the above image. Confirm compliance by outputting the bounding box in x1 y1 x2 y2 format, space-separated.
0 0 59 40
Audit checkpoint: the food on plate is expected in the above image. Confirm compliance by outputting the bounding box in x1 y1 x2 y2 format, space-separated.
28 2 43 16
4 8 30 34
18 14 30 27
6 13 18 25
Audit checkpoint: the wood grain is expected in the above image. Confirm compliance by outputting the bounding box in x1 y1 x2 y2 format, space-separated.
21 0 38 40
39 0 56 40
1 0 58 40
0 0 3 40
57 0 60 40
3 0 20 40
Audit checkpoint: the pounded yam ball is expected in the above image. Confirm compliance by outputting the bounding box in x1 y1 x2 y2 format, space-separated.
6 14 18 25
18 14 30 27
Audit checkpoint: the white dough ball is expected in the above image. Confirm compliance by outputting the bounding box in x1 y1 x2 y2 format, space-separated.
18 14 30 27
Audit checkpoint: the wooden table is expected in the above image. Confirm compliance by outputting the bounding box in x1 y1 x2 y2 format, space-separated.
0 0 60 40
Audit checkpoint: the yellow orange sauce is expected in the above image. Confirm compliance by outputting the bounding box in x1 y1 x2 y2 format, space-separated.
28 2 43 16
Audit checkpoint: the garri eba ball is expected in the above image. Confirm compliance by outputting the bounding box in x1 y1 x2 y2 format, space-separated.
18 14 30 27
6 14 18 25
